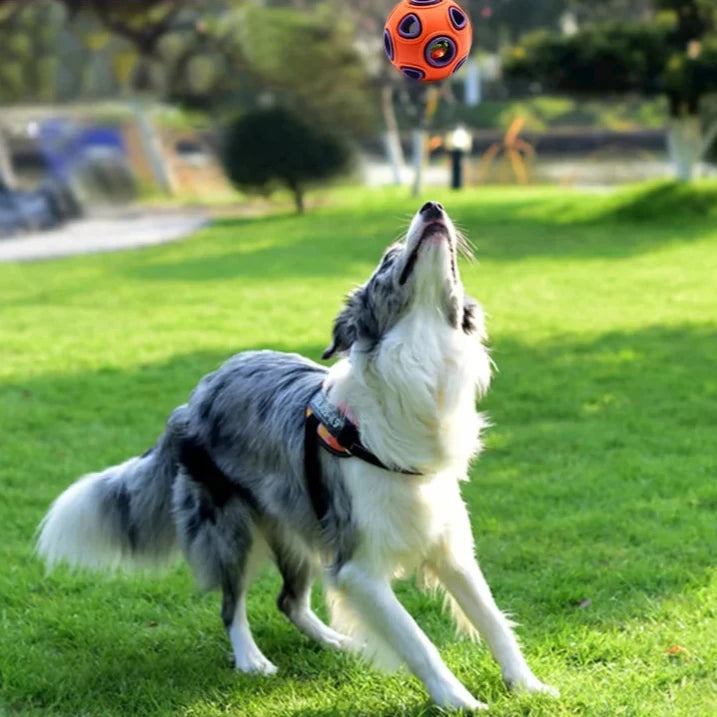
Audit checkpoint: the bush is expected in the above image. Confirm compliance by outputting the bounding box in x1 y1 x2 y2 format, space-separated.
503 24 670 96
222 106 349 213
503 4 717 116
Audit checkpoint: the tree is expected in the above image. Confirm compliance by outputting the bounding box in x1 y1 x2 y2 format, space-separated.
237 3 377 138
222 106 349 213
59 0 247 104
0 1 67 103
503 0 717 180
464 0 571 51
454 1 649 52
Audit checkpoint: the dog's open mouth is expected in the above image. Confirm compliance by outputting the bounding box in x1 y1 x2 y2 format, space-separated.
399 222 450 286
422 221 449 240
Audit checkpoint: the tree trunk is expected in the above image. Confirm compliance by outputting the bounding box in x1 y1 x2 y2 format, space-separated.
292 184 305 214
699 120 717 163
667 115 702 182
381 84 405 185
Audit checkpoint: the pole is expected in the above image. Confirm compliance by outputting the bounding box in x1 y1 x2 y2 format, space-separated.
451 149 463 189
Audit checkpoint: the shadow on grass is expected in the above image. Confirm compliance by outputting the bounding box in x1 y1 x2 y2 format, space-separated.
603 180 717 222
2 325 716 714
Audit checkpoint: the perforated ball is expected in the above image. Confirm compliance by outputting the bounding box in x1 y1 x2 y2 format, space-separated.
384 0 472 83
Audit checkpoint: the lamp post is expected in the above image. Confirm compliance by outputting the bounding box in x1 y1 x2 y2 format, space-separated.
447 124 472 190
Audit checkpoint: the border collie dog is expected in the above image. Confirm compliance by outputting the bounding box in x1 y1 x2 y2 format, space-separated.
37 202 557 711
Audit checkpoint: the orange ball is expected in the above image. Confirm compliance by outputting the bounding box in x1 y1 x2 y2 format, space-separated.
384 0 472 83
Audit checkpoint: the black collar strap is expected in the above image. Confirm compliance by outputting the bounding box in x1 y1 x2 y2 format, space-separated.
304 390 421 523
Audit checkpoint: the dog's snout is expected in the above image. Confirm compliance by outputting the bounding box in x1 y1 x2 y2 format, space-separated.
420 201 444 220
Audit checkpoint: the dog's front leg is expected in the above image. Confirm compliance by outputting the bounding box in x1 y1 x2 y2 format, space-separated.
430 523 558 697
335 561 487 711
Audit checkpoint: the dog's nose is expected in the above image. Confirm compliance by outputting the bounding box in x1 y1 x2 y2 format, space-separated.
420 201 444 220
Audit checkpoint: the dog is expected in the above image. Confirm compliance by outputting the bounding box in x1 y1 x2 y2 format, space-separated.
37 201 557 711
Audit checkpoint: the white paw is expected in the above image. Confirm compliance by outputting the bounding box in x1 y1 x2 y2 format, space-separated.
434 684 488 712
504 671 559 697
343 636 369 653
310 624 352 650
323 633 351 650
235 652 278 676
441 694 489 712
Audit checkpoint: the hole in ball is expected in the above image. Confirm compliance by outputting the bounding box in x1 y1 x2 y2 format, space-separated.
398 14 422 39
401 66 425 80
384 29 394 60
425 36 456 67
452 57 467 74
449 7 467 30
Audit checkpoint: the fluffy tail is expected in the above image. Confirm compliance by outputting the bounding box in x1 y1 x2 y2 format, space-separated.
37 406 187 571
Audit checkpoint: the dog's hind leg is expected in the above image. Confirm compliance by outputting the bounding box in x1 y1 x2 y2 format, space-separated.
176 478 277 675
223 584 278 675
220 530 278 675
273 542 349 650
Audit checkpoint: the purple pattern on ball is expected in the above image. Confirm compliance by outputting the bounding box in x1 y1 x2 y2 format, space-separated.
384 29 395 60
398 14 422 39
409 0 442 6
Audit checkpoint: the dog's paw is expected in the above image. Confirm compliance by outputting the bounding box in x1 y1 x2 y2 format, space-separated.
434 684 488 712
313 626 352 650
504 671 559 697
235 653 278 676
326 633 353 650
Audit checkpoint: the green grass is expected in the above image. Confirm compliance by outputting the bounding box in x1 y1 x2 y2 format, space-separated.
1 182 716 716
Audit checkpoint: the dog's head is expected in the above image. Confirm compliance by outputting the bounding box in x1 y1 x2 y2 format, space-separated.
323 201 481 360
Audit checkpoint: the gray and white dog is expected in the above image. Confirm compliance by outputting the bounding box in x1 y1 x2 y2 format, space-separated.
37 202 557 711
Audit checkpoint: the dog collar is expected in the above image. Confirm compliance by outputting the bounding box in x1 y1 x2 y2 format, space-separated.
304 389 421 520
303 390 421 523
306 391 420 474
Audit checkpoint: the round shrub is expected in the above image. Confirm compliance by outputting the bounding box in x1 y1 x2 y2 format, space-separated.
223 106 349 213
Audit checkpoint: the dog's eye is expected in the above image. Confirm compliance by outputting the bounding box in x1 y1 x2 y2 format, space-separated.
378 252 397 273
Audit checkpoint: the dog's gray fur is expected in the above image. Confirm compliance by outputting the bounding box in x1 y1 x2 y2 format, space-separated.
93 351 364 625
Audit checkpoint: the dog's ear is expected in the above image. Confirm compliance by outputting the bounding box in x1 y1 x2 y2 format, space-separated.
322 296 358 360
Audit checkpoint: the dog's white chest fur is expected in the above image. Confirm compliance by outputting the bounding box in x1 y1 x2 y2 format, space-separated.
326 304 491 574
342 463 464 575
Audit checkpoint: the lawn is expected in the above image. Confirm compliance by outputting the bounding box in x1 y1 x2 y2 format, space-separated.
1 183 716 716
